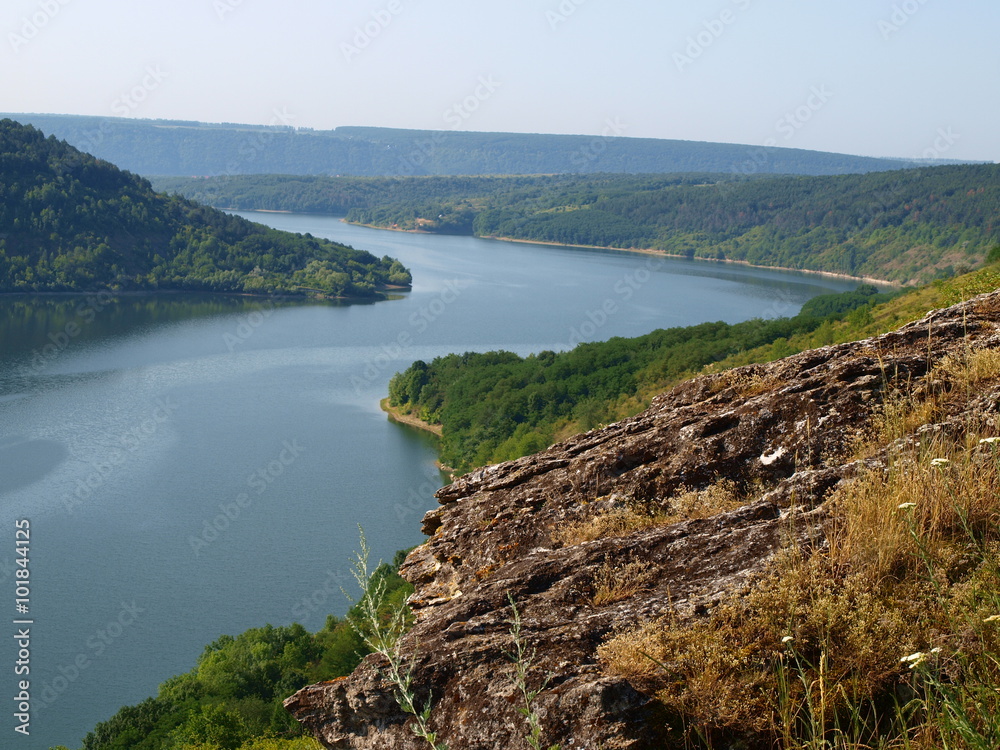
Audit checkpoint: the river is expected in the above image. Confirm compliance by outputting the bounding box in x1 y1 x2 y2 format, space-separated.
0 213 864 748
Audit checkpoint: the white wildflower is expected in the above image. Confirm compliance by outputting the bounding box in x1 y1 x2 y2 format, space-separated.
930 458 951 468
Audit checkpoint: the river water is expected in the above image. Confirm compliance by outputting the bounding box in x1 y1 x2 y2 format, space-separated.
0 213 863 748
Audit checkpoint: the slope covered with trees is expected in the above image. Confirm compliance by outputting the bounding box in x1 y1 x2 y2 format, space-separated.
70 553 411 750
6 114 936 177
0 120 410 296
158 166 1000 285
386 285 905 471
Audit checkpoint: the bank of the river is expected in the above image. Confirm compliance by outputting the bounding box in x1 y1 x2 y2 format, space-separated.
380 398 442 436
482 235 901 288
341 219 899 288
2 210 865 749
380 398 460 476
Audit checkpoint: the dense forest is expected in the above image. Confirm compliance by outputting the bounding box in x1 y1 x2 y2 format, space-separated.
157 165 1000 285
68 552 411 750
5 114 934 177
387 285 905 471
0 120 411 296
151 173 729 228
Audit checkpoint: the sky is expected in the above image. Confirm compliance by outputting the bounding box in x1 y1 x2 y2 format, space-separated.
2 0 998 162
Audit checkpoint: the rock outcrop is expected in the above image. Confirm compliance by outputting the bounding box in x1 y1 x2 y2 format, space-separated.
287 291 1000 749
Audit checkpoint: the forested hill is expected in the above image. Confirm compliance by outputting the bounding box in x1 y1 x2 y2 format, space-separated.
3 113 938 177
0 120 411 296
158 166 1000 285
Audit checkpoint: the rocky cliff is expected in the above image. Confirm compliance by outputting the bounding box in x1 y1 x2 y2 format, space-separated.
286 291 1000 749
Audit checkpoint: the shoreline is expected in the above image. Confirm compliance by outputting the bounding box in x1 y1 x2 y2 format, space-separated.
339 219 899 288
380 399 458 476
482 235 900 287
380 398 443 436
0 285 410 302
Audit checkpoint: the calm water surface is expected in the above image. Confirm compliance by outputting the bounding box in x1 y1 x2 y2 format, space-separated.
0 214 864 748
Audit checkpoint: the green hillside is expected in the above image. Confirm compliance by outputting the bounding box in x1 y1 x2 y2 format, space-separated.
386 262 1000 473
0 120 410 297
156 167 1000 285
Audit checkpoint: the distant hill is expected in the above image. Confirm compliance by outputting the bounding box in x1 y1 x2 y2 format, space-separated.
0 119 411 296
154 167 1000 285
0 113 953 177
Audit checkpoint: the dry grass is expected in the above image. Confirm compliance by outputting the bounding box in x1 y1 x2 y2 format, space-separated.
555 480 746 549
940 345 1000 386
709 367 786 398
553 506 664 547
590 558 655 606
598 345 1000 748
667 479 744 520
600 555 922 737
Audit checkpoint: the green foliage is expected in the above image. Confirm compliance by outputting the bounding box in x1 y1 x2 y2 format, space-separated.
160 165 1000 285
80 555 413 750
0 119 410 296
388 286 902 472
347 531 444 749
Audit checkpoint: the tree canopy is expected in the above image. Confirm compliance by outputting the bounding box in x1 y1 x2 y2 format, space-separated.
0 120 410 297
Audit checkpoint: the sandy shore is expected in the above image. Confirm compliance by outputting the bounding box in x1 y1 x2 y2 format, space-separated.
380 398 443 436
341 218 899 288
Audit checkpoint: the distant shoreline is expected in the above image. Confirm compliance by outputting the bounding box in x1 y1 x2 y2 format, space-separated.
340 218 899 288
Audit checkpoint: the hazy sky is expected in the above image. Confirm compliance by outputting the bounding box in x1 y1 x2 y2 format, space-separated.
3 0 997 161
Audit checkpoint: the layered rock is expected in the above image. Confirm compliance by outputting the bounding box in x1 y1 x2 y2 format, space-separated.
287 291 1000 749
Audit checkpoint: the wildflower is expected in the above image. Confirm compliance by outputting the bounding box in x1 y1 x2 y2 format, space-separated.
781 635 794 644
897 502 917 511
930 458 951 468
901 651 927 668
980 437 1000 446
930 647 942 654
985 614 1000 623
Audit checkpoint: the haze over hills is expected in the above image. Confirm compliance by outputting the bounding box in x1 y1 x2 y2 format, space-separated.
0 113 963 178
